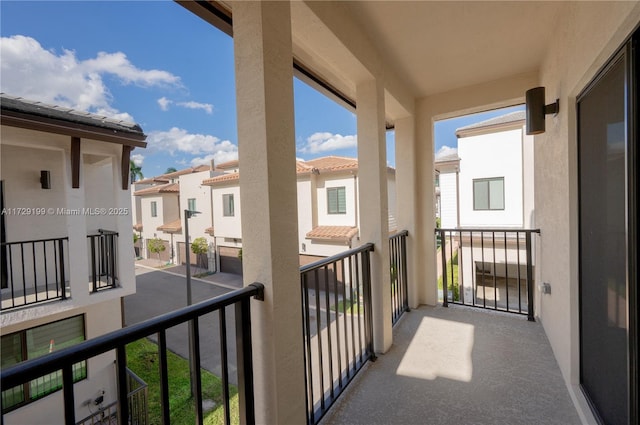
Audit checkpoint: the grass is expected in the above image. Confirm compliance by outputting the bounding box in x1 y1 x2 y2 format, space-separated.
438 251 460 301
330 298 363 314
126 338 239 425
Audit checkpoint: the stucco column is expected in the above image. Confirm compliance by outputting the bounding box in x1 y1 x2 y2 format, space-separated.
415 100 438 306
394 115 419 309
233 2 306 424
64 144 89 305
356 79 392 352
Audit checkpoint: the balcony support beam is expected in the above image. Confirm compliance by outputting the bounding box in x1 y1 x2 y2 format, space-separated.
233 2 306 424
356 78 393 353
395 115 419 309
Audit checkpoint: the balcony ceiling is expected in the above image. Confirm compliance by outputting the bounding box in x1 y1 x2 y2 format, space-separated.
343 1 565 98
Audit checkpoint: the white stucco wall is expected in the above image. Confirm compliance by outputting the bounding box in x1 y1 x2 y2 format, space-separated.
1 127 137 329
316 174 357 227
439 172 458 229
2 299 122 425
458 127 524 227
174 171 214 244
296 177 314 253
211 184 242 239
533 2 640 416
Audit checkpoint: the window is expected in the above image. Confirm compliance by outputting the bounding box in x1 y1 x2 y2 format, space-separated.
473 177 504 210
188 198 196 211
327 187 346 214
151 201 157 217
223 194 234 217
1 315 87 413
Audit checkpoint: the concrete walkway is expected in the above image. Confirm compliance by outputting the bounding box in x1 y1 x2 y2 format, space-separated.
322 305 580 425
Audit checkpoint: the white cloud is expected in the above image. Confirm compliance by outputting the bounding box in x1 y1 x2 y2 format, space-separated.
131 154 144 167
190 152 239 168
157 97 172 111
435 146 458 160
146 127 238 158
177 101 213 114
298 132 357 154
0 35 180 121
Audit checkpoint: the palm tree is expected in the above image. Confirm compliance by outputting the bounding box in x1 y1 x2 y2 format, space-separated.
130 160 143 183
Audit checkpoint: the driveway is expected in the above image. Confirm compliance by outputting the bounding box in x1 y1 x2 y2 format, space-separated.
125 265 243 384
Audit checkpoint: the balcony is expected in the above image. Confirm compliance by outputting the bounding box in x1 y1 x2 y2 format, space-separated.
1 230 581 425
1 230 120 311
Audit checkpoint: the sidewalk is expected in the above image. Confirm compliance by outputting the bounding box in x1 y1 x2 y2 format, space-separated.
135 258 243 290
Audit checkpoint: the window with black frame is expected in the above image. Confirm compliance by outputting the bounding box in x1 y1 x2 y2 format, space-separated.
1 315 87 413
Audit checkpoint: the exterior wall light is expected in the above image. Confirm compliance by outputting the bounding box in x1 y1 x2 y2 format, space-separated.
525 87 559 135
40 170 51 189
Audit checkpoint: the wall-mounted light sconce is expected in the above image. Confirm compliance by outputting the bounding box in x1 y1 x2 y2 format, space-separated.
40 170 51 189
525 87 559 135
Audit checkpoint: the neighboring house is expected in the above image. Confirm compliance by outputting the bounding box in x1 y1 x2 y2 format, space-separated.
131 165 214 267
203 156 397 273
438 111 535 305
0 94 147 424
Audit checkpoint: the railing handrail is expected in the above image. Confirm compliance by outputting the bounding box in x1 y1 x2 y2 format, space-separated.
0 236 69 246
87 229 119 237
126 367 147 394
300 243 374 274
436 227 541 233
1 282 265 388
389 230 409 239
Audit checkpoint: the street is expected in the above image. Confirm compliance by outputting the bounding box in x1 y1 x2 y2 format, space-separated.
124 265 243 384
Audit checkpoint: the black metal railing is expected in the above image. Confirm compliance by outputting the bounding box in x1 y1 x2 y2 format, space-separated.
75 368 148 425
436 228 540 321
300 244 375 425
87 230 118 292
1 283 264 425
389 230 410 325
0 237 69 310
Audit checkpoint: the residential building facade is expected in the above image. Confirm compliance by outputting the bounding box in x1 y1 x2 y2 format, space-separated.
0 94 146 424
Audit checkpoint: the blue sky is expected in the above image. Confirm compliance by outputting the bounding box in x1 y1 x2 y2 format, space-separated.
1 1 522 177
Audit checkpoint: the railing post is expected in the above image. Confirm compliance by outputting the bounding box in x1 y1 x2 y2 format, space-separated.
526 231 535 322
62 364 75 425
90 236 97 292
235 297 255 425
440 229 448 307
116 345 130 425
401 232 409 312
58 238 67 300
362 248 376 360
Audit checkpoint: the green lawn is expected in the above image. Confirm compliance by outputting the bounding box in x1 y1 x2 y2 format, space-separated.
126 338 239 425
330 298 363 314
438 251 460 301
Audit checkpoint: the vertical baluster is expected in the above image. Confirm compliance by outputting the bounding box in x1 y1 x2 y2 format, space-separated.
332 262 342 390
516 232 522 313
402 232 409 312
492 231 497 310
480 231 486 308
324 264 334 399
9 244 15 308
440 230 448 307
158 332 171 425
470 231 475 307
354 253 363 363
235 297 255 425
191 318 203 425
313 268 324 410
43 241 49 298
348 254 356 374
302 273 314 423
219 308 231 425
59 239 66 299
90 236 97 292
526 231 535 321
340 258 349 382
32 242 37 301
504 231 509 312
20 243 26 305
116 345 129 425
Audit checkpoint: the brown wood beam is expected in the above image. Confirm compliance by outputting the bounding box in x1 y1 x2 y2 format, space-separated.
122 145 132 190
71 137 81 188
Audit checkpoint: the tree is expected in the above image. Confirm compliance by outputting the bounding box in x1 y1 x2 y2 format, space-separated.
147 238 166 264
190 237 209 269
130 160 144 183
165 167 177 174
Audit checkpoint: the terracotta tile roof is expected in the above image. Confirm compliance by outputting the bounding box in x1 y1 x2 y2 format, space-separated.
133 182 180 196
205 227 215 236
296 161 314 174
202 173 239 186
163 165 211 179
133 177 170 185
133 223 143 232
306 226 358 241
215 160 239 170
303 156 358 173
157 219 182 233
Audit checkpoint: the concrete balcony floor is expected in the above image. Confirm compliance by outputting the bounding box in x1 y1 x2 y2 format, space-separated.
322 305 581 425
